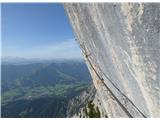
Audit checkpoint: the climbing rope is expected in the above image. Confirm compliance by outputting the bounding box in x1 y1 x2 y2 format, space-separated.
77 41 146 118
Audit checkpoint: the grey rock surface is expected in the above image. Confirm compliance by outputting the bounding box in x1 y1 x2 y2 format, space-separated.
67 85 106 118
67 85 96 117
64 3 160 117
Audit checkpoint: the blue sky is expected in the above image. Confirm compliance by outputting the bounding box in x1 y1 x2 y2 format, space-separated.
2 3 82 59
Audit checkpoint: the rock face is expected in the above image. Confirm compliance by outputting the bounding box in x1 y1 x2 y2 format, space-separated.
67 85 106 118
67 85 96 117
64 3 160 117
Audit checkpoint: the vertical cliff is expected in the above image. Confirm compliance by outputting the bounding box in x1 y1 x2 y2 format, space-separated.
64 3 160 117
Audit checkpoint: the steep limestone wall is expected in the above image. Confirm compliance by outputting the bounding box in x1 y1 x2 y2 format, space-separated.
64 3 160 117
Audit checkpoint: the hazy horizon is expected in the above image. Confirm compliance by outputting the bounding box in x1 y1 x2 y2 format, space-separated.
2 55 84 61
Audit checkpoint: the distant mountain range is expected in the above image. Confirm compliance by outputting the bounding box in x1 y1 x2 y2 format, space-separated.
1 57 83 65
1 58 92 118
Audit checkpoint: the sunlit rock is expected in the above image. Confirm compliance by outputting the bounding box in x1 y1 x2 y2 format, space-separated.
64 3 160 117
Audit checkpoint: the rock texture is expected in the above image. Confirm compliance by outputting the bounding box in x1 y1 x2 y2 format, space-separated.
67 85 96 117
64 3 160 117
67 85 107 118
